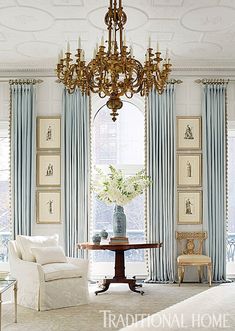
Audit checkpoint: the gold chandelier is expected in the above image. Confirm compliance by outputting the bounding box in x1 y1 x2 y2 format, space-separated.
56 0 172 121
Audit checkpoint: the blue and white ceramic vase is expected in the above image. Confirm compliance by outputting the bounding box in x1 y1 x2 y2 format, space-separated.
113 205 126 237
92 233 101 245
100 229 108 240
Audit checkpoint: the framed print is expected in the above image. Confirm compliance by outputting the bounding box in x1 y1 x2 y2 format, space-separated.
177 116 201 150
37 116 61 150
177 191 202 225
36 190 61 224
37 153 61 187
177 154 202 187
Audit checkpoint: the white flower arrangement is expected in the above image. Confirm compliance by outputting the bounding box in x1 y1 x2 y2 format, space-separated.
92 165 151 207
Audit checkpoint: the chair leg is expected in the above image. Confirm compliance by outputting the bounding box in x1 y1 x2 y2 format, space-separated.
197 266 203 283
181 266 185 283
178 266 185 286
178 266 182 286
208 264 212 287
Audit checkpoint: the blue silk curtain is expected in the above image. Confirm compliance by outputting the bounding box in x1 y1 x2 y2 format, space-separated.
11 83 36 237
63 89 90 257
202 83 227 281
147 85 176 282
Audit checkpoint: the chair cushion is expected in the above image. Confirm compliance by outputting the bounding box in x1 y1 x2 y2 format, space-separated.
177 254 211 264
31 246 67 265
41 263 82 281
16 235 59 262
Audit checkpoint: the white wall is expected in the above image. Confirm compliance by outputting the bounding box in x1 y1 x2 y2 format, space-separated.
34 78 64 245
0 74 234 279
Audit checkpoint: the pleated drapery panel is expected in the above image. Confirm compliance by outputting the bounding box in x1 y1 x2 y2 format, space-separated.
11 83 36 237
202 83 227 281
63 89 90 258
147 85 176 282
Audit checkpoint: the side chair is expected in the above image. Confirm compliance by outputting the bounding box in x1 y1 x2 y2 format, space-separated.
176 231 212 287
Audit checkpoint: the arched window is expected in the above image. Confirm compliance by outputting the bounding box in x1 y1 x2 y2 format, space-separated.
91 100 146 275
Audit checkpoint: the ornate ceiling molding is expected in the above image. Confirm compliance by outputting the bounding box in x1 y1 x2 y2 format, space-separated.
1 66 235 79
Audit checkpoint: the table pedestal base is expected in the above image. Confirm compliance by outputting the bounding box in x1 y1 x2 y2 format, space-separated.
95 277 144 295
95 250 145 295
78 242 162 296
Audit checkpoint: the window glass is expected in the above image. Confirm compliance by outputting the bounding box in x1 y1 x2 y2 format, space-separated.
92 102 145 262
0 123 10 262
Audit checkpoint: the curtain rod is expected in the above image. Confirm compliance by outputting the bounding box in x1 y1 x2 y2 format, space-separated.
195 79 230 84
55 78 183 84
167 79 183 84
0 79 43 84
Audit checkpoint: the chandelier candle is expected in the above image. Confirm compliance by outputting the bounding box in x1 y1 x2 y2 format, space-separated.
56 0 172 121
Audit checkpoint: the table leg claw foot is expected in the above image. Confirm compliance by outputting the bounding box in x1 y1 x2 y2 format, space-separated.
95 283 110 295
129 283 144 295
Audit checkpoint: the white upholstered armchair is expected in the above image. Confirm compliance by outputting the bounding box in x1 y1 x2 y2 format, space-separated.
8 235 89 311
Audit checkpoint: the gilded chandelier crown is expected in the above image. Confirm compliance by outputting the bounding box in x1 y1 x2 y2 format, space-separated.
56 0 172 121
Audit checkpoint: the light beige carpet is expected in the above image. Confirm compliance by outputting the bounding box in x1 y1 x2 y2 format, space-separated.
2 283 209 331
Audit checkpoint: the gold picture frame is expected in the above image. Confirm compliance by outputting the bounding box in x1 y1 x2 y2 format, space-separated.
37 153 61 187
37 116 61 150
177 190 202 225
177 153 202 187
36 190 61 224
177 116 201 150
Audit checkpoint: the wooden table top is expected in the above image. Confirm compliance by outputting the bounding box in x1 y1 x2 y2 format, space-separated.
77 242 162 251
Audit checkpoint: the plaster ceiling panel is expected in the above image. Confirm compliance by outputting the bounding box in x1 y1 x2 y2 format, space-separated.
148 32 174 42
152 0 183 6
172 41 222 59
87 6 148 31
145 19 179 32
203 30 235 44
0 0 17 7
53 0 84 5
171 30 203 43
51 20 89 33
16 0 84 7
218 0 235 7
34 31 88 45
0 32 5 41
181 6 235 32
148 7 186 19
0 6 54 32
16 0 53 6
16 0 86 18
181 0 221 9
16 41 60 58
0 0 235 70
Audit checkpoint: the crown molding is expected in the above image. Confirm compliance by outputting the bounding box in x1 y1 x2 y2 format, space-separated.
1 64 235 78
0 67 56 77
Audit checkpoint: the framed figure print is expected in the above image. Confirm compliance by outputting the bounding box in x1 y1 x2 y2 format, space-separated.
37 116 61 150
36 190 61 224
177 116 201 150
178 191 202 225
37 153 61 187
177 154 202 187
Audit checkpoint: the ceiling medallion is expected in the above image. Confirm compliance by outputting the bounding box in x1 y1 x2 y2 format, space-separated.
56 0 172 121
